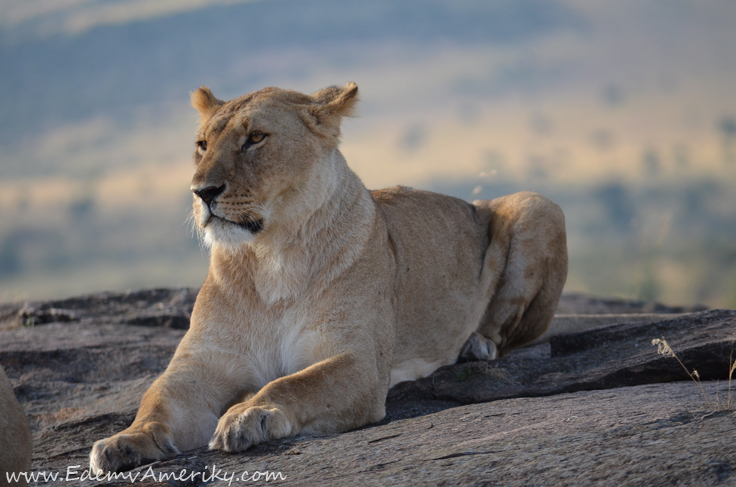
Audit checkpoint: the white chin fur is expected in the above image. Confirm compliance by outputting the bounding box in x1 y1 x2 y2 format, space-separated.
203 219 255 251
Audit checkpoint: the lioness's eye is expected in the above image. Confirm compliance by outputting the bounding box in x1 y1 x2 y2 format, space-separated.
249 132 265 144
241 132 267 152
196 140 207 152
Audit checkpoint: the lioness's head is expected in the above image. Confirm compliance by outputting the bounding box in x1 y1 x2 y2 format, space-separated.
189 82 358 249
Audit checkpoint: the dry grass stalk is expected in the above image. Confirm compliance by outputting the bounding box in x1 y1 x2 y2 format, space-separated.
651 337 712 408
728 352 736 409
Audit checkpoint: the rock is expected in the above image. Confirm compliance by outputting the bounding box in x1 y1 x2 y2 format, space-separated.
0 289 733 486
391 309 736 407
1 364 32 487
1 288 197 331
553 292 708 315
111 382 735 487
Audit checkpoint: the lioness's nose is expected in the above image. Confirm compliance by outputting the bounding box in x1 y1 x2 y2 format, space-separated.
192 184 226 206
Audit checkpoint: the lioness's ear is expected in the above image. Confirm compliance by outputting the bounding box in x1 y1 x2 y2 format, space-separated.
191 86 224 121
306 82 358 142
310 82 359 118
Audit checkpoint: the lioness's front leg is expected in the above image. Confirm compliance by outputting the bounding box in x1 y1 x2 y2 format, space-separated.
210 352 386 452
90 351 242 473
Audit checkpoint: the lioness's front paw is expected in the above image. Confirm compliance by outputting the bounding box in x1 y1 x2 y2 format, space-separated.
209 405 292 452
90 426 179 474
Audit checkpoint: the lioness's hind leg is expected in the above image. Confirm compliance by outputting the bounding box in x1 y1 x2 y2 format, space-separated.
474 192 568 357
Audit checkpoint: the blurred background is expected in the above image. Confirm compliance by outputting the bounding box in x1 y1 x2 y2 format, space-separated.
0 0 735 308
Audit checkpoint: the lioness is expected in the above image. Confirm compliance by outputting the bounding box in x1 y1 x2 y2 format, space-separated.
90 83 567 473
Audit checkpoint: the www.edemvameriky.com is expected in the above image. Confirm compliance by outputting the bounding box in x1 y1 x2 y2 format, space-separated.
6 464 286 484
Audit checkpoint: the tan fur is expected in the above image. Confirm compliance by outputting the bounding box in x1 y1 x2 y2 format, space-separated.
190 86 224 122
0 366 32 487
90 83 567 473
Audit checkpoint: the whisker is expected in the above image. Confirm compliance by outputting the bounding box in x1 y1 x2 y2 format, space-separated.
184 208 209 255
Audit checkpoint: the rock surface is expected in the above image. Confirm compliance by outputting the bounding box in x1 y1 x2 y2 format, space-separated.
0 289 734 486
